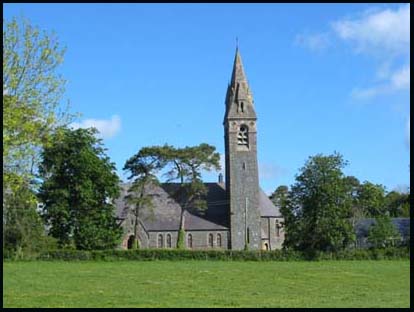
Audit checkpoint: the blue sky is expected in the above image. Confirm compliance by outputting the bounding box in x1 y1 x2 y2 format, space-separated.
4 3 410 194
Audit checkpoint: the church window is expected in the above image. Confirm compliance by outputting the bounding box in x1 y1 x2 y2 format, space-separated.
166 233 172 248
242 162 246 170
217 233 222 247
187 233 193 249
158 234 163 248
208 233 214 247
247 227 250 244
241 102 244 112
276 220 280 237
237 125 248 146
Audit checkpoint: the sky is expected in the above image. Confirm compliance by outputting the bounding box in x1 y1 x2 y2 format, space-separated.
4 3 410 195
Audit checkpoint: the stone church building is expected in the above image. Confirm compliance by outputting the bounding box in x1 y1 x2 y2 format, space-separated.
115 49 284 250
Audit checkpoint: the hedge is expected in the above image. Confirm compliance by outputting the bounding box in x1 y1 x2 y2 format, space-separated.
4 246 408 261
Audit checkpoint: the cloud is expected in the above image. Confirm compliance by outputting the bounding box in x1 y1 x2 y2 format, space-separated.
350 63 410 99
331 5 410 99
331 4 410 55
219 153 226 173
71 115 121 139
391 65 410 90
259 163 287 180
294 32 330 52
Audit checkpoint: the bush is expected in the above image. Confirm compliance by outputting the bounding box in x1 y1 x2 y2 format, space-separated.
10 246 409 262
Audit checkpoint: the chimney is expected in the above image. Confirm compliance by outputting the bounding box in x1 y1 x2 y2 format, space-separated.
218 173 224 184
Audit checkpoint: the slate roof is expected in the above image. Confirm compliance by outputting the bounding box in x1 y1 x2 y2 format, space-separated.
114 182 281 231
354 218 410 238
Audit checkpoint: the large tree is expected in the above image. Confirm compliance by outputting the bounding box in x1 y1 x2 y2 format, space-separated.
123 147 166 249
3 17 74 191
385 191 410 217
3 17 74 253
124 143 220 248
38 127 121 250
284 152 355 252
161 144 221 248
355 181 386 217
270 185 289 209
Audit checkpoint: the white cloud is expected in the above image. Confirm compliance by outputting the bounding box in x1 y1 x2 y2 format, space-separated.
71 115 121 139
330 5 410 99
219 153 226 173
331 4 410 55
350 63 410 99
391 65 410 90
294 32 330 52
259 163 287 180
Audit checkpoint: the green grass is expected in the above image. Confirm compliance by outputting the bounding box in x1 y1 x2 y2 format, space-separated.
3 260 409 308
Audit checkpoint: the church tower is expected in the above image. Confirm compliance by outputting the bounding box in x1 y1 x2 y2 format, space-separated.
224 48 261 250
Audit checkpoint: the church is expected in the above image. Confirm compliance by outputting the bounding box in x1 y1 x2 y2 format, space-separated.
115 48 284 250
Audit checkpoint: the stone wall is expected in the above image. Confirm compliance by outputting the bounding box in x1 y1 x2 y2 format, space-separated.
260 217 285 250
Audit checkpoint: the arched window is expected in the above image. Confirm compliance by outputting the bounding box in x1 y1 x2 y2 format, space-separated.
237 125 248 146
276 220 280 237
217 233 222 247
208 233 214 248
166 233 172 248
241 101 244 112
247 227 250 244
127 235 135 249
187 233 193 249
158 234 163 248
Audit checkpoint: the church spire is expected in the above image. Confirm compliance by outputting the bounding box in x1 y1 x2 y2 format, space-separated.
230 47 248 88
224 47 256 122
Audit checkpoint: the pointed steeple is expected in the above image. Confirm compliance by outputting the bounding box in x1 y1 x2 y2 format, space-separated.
230 48 248 87
224 47 256 122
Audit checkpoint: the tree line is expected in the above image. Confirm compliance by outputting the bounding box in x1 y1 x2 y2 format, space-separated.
269 153 409 253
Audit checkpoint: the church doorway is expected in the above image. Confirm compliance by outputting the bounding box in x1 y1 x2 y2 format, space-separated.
263 243 269 251
127 235 136 249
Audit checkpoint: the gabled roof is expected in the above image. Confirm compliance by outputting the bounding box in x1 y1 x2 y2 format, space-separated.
114 182 281 232
354 218 410 238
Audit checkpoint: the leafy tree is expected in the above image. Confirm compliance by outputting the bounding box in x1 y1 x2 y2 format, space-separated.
3 182 57 256
3 17 74 253
367 216 401 248
127 144 220 248
385 191 410 217
356 181 386 217
123 147 166 249
283 152 355 252
3 17 74 192
269 185 289 209
38 127 121 250
161 144 221 248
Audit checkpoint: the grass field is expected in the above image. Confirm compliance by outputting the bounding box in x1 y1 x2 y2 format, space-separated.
3 260 409 308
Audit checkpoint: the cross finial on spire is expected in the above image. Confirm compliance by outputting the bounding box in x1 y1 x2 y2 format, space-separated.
236 37 239 50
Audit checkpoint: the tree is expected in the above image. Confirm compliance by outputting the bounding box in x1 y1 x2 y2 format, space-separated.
356 181 386 217
367 216 401 248
3 16 74 191
385 191 410 217
284 152 355 252
125 143 220 248
3 17 74 253
38 127 122 250
123 147 166 249
161 144 221 248
269 185 289 209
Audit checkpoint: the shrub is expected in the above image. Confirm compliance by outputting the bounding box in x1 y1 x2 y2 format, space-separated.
11 246 410 261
